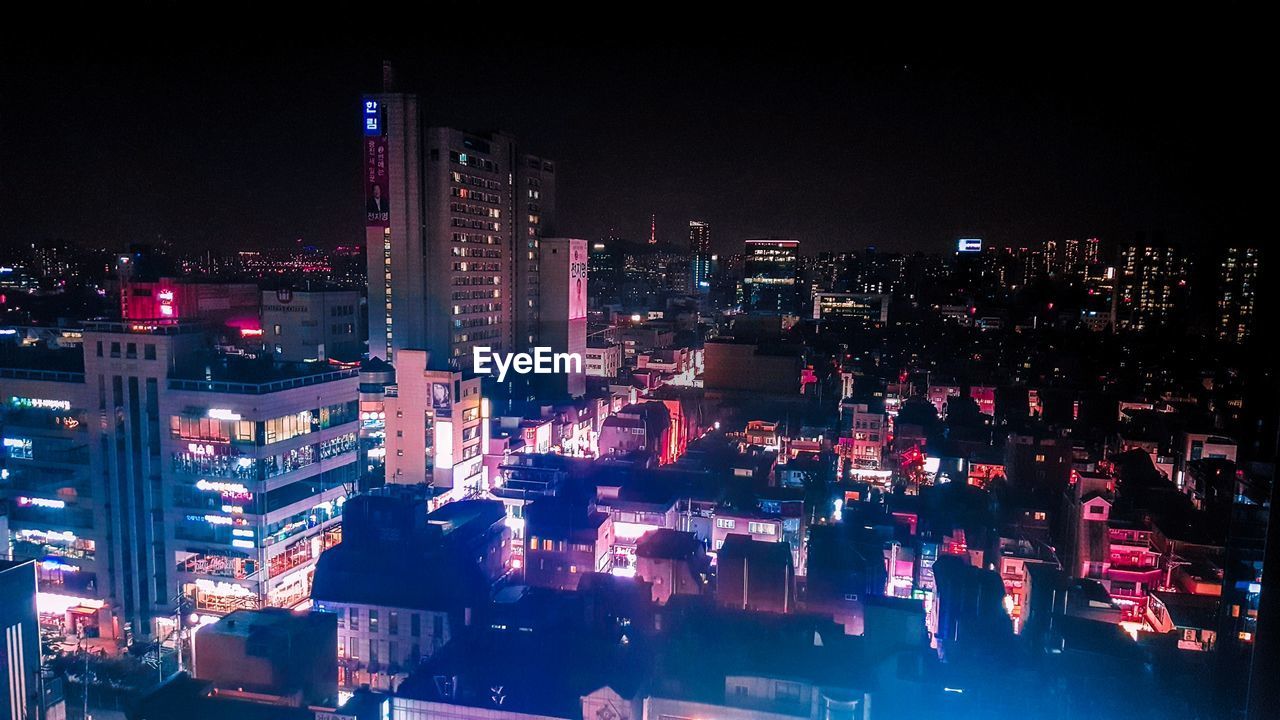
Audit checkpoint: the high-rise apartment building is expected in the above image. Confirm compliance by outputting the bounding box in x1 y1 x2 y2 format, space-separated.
362 94 554 369
1116 239 1186 331
1217 246 1260 344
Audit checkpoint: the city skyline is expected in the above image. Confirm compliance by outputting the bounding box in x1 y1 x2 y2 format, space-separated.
1 39 1275 720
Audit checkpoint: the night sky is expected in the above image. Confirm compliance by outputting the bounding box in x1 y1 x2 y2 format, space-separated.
0 46 1258 256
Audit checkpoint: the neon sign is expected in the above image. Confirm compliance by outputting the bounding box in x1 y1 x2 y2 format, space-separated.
9 397 71 411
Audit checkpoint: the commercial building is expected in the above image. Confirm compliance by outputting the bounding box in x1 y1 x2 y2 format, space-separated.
812 292 889 323
2 321 361 639
741 238 799 314
382 350 487 496
361 91 553 368
260 286 363 362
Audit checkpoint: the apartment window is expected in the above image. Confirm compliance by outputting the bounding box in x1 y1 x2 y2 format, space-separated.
775 681 802 703
369 609 379 633
388 611 399 636
748 521 776 535
144 344 156 360
349 607 359 631
411 613 421 637
715 518 735 529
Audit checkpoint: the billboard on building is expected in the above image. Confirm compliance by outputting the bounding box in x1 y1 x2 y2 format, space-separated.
363 99 389 228
569 239 587 320
431 382 452 417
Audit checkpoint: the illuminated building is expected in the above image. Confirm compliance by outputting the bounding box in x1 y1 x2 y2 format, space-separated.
594 482 680 578
0 559 41 720
584 341 622 379
260 286 363 362
598 401 674 462
2 346 112 637
312 494 507 690
840 400 888 470
1080 263 1117 331
1116 239 1187 331
522 497 613 590
1216 246 1259 344
3 321 360 638
120 277 260 341
741 238 799 314
382 350 487 496
812 292 889 322
689 220 711 293
634 529 708 604
361 89 554 368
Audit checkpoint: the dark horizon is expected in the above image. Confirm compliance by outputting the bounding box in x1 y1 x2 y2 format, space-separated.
0 47 1259 257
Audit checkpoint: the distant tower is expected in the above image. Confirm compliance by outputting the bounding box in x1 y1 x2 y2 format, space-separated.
649 214 657 245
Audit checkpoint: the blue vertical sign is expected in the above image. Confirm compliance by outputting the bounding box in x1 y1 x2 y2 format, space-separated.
363 99 381 136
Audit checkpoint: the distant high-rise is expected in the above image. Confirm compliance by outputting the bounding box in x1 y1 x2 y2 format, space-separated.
741 238 799 314
1217 247 1260 344
1116 238 1186 331
689 221 712 293
362 92 554 369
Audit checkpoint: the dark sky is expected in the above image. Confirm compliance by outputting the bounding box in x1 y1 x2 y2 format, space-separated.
0 46 1259 257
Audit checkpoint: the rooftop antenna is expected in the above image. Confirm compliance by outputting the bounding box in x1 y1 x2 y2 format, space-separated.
649 214 657 245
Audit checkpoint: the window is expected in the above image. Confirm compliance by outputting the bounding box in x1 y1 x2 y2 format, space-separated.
411 613 421 637
748 522 776 535
716 518 736 529
349 607 359 631
389 611 399 635
775 681 802 703
144 344 156 360
369 609 379 632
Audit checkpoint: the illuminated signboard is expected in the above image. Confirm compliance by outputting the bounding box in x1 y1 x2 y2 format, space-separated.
18 496 66 509
362 99 381 136
9 397 72 411
207 408 242 421
957 238 982 253
196 479 252 497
